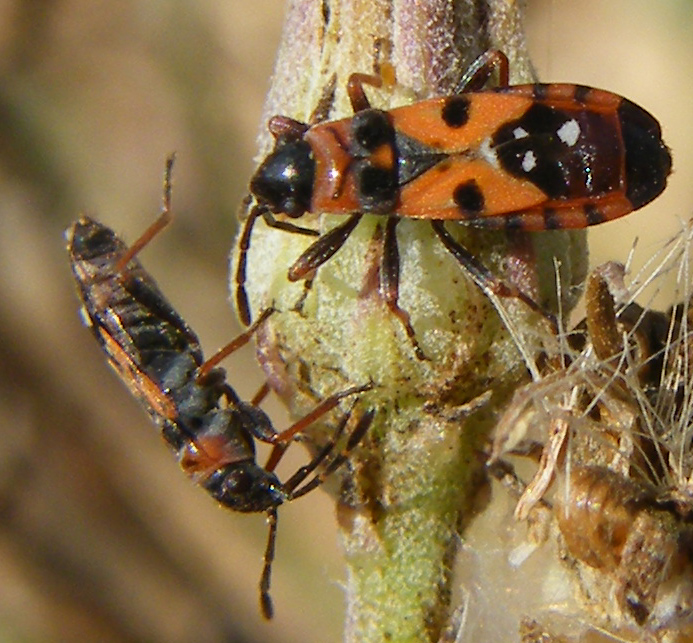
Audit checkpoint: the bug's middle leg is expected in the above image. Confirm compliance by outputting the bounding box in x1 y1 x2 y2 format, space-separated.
287 213 363 282
263 381 372 473
381 217 428 360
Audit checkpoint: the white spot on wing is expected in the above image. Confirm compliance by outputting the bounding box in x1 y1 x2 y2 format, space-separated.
479 137 499 168
557 119 580 147
513 126 529 139
521 150 537 173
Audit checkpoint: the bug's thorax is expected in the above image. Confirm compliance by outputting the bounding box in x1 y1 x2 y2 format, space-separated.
304 120 356 213
305 109 396 215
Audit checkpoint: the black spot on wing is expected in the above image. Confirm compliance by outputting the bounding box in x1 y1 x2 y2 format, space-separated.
351 109 394 153
441 96 471 128
453 179 484 215
356 164 398 213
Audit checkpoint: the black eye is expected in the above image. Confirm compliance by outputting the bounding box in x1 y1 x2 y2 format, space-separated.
282 197 301 217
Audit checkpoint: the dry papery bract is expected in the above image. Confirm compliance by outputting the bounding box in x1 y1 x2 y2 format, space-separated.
484 222 693 642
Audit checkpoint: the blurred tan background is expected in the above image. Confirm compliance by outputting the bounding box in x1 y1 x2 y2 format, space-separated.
1 1 692 642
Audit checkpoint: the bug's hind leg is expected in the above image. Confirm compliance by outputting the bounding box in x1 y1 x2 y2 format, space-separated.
286 407 376 499
430 221 557 334
381 217 428 360
290 275 315 316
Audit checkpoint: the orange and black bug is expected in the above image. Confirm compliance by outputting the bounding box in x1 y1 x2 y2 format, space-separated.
235 50 671 355
66 159 374 619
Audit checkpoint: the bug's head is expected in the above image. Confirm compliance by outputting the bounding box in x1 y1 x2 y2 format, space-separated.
250 140 315 218
204 461 287 513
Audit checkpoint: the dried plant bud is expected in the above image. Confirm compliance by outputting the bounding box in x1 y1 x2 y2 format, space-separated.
490 222 693 639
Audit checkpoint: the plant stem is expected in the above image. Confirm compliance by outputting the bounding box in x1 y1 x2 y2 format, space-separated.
233 1 587 640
